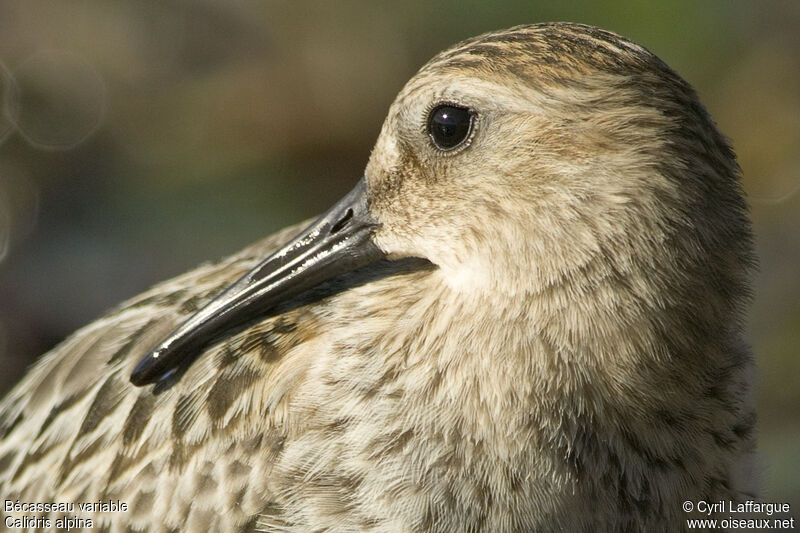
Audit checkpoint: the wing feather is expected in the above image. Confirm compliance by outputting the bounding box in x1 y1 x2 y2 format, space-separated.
0 221 316 532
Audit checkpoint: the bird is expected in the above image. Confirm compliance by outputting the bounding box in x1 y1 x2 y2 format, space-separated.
0 22 756 532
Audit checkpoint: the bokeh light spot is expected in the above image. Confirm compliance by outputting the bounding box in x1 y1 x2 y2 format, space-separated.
7 51 106 150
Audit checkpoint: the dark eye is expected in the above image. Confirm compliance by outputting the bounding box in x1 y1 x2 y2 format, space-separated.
427 104 474 151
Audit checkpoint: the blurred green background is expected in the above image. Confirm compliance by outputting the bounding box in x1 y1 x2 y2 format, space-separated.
0 0 797 514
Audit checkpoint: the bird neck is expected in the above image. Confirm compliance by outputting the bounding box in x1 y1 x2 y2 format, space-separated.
316 265 754 527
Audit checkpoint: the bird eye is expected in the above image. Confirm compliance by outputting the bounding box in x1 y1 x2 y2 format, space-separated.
427 104 474 151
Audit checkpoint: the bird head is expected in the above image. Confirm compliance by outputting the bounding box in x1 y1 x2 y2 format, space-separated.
368 23 752 299
131 23 754 386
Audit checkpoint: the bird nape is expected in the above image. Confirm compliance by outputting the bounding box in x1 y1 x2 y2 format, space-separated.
0 22 755 533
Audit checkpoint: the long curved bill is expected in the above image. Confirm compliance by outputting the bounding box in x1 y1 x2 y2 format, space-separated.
130 177 383 386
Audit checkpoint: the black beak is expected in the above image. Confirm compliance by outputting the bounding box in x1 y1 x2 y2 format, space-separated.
130 177 383 386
